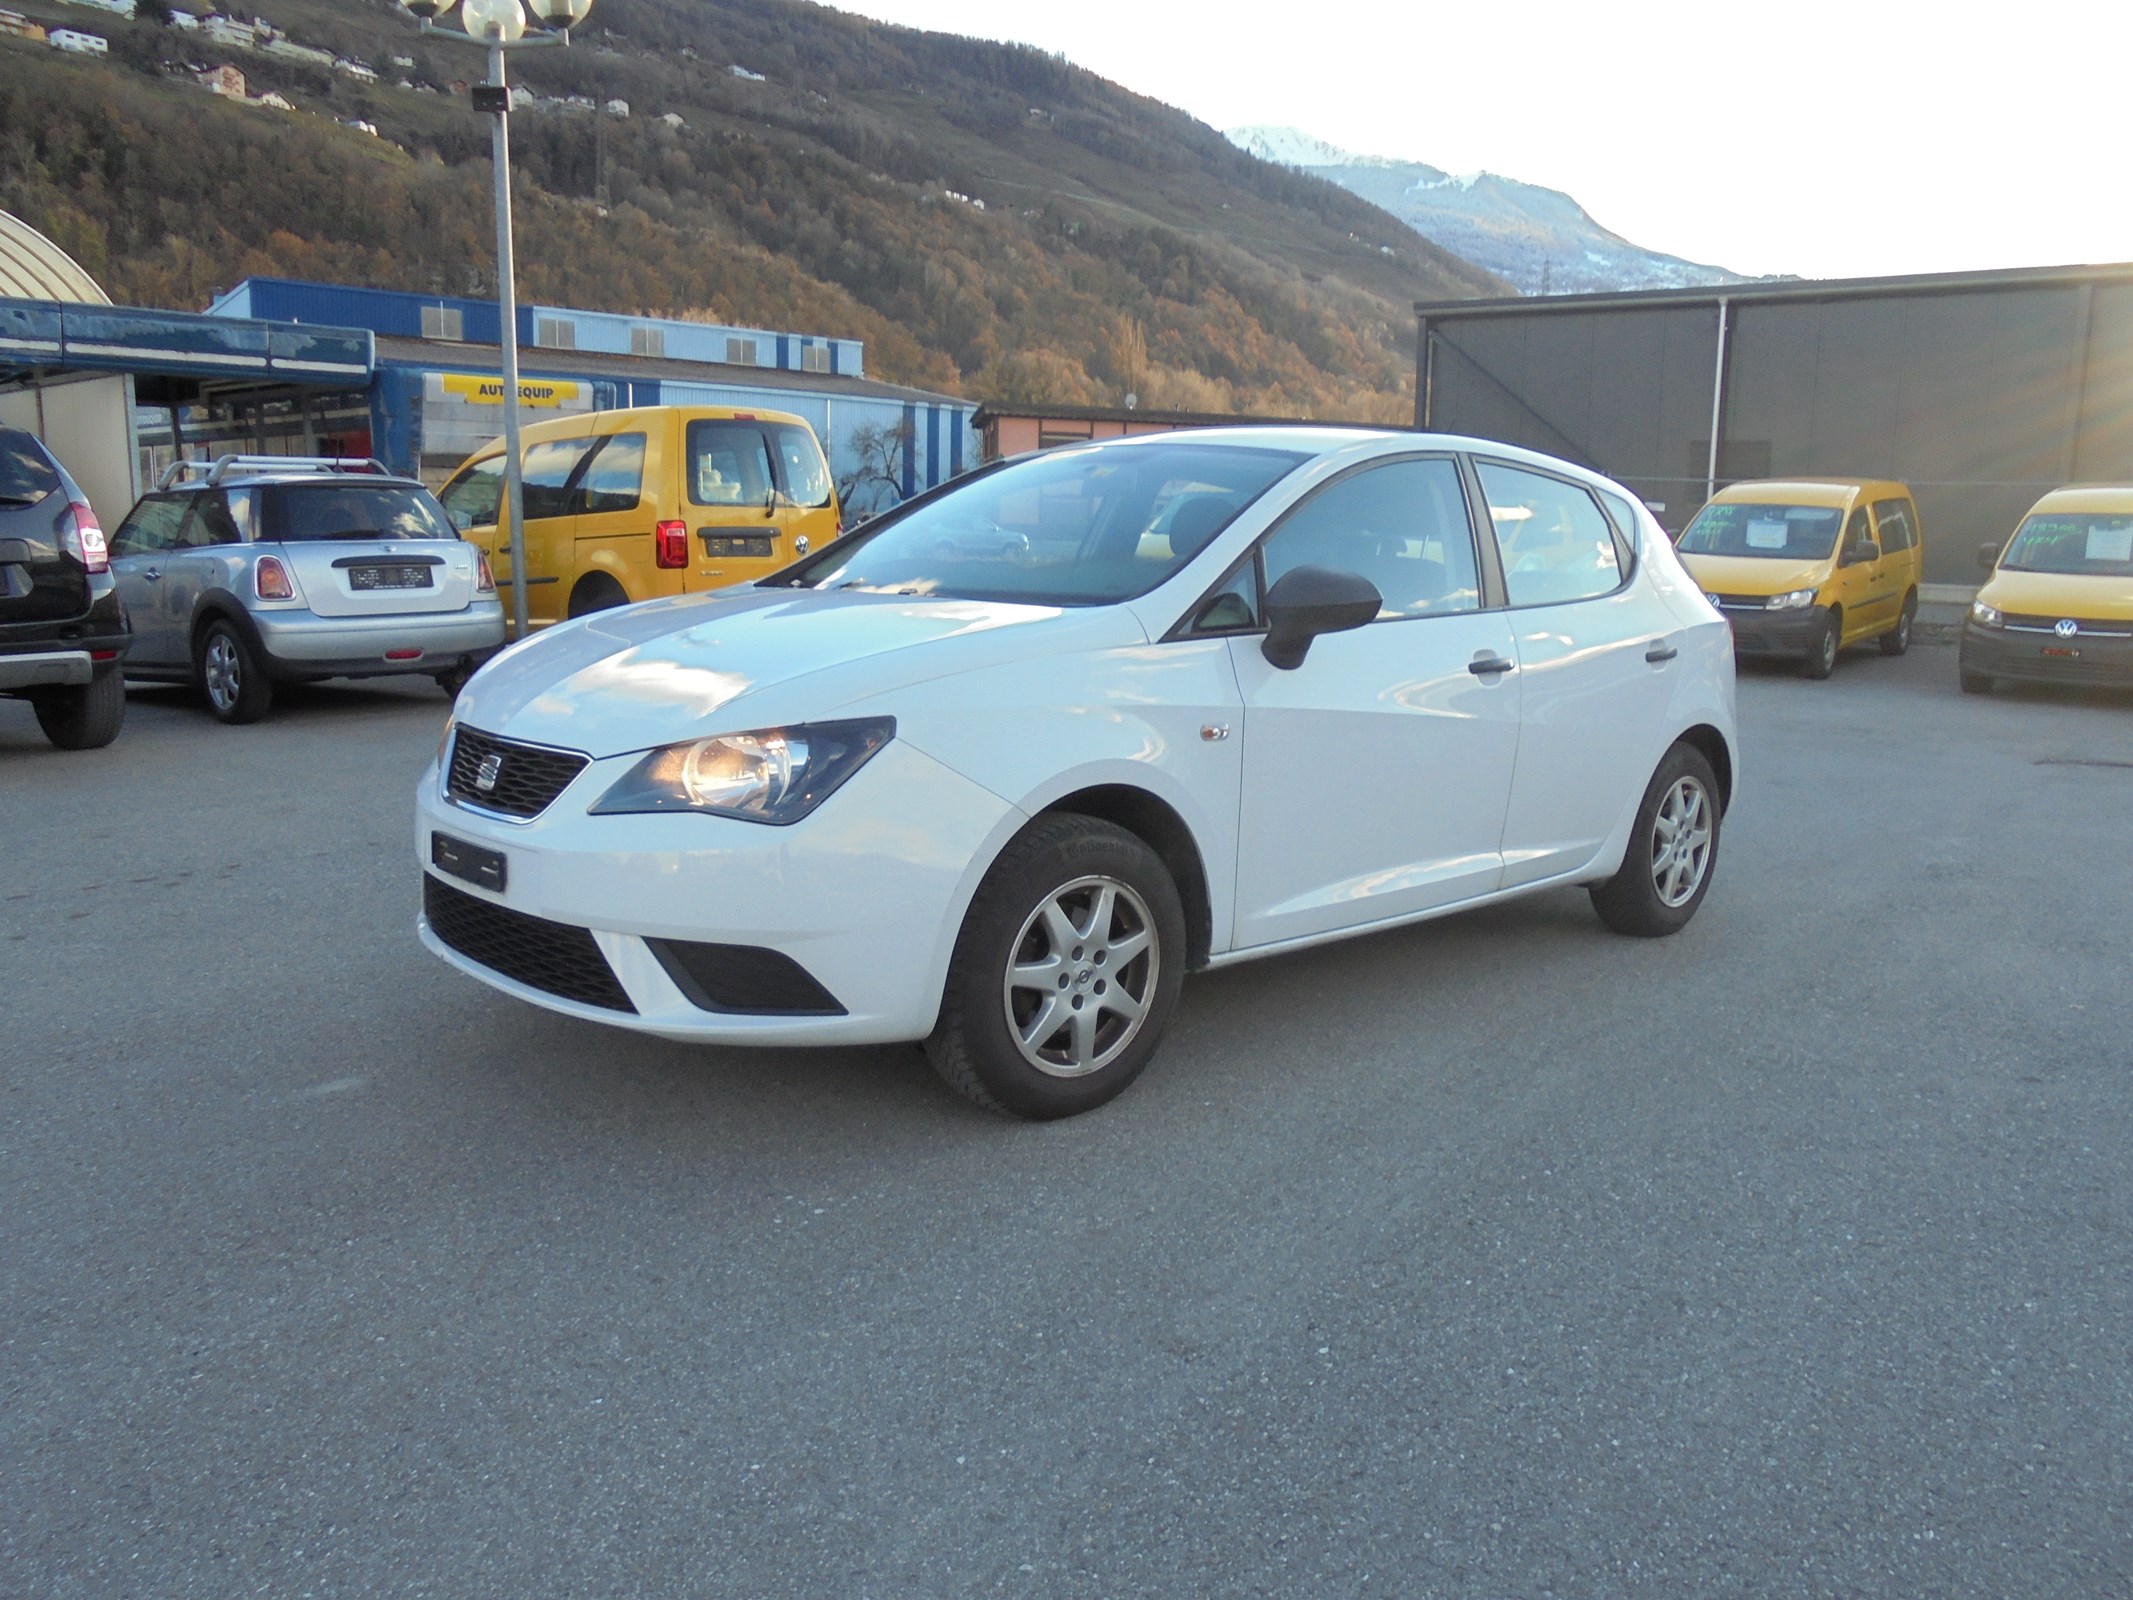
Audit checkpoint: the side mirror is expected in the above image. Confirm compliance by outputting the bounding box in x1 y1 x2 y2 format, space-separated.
1260 566 1381 670
1976 539 2001 572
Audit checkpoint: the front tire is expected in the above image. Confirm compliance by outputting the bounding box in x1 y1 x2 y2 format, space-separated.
1879 592 1916 656
926 814 1187 1119
1802 609 1840 679
195 619 273 724
1590 742 1721 938
32 669 125 750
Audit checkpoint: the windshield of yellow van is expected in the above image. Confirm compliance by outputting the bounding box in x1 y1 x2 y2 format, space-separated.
2000 513 2133 577
788 442 1306 606
1678 502 1844 560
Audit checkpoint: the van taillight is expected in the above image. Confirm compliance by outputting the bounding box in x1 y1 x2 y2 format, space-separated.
256 555 294 600
475 552 496 593
655 520 689 569
62 502 108 574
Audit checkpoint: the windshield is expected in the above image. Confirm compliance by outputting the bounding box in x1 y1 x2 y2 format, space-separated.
1678 501 1844 561
782 441 1305 605
1998 511 2133 578
266 482 456 543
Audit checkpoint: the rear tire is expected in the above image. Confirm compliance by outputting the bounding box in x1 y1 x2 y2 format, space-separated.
1590 741 1721 938
1802 610 1840 679
567 573 630 619
925 814 1186 1120
32 669 125 750
195 619 273 724
1879 592 1916 656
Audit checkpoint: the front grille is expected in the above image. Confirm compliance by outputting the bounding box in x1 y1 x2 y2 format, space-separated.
2001 613 2133 637
445 726 589 819
423 874 635 1012
1709 593 1769 610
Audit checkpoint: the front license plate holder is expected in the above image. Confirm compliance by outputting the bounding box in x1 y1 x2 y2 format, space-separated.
431 831 507 892
2042 646 2080 659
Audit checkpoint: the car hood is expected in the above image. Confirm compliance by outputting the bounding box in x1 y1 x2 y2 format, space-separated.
455 586 1148 757
1979 569 2133 622
1677 553 1831 596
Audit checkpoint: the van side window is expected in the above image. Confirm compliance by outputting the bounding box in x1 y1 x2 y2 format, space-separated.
1872 499 1915 552
577 433 646 515
438 457 503 532
1476 461 1623 607
1845 507 1877 555
521 438 596 521
1260 458 1481 620
687 421 775 508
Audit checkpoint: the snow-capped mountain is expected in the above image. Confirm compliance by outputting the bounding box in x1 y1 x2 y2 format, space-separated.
1227 125 1759 296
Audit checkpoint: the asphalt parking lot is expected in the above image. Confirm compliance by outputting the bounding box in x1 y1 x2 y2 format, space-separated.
5 637 2132 1599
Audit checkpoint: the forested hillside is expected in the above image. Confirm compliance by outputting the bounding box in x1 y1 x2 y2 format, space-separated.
0 0 1507 417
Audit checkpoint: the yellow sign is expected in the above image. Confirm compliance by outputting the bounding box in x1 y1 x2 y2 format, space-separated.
433 373 585 408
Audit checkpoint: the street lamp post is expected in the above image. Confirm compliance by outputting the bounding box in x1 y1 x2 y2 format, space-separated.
399 0 593 639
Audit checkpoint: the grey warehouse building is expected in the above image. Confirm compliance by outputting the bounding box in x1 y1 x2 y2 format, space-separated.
1415 262 2133 591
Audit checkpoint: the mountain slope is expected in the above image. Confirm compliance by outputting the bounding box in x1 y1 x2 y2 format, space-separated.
1228 124 1753 296
0 5 1511 419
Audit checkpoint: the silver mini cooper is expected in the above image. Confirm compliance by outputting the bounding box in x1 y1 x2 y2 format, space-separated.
107 456 506 723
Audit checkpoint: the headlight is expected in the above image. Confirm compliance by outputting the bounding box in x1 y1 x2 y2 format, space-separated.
1971 599 2003 627
590 717 895 824
1766 589 1818 611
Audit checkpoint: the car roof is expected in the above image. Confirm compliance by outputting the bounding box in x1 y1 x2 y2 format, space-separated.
2027 484 2133 516
1708 478 1909 508
160 471 426 493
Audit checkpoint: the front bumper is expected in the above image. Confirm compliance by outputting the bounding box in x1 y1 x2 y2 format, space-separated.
1717 602 1826 657
255 600 507 678
1961 620 2133 688
412 737 1021 1046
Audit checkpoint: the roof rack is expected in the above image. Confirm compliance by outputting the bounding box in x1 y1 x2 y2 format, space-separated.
156 454 394 489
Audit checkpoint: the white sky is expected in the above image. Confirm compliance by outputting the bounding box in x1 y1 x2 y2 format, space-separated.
828 0 2133 281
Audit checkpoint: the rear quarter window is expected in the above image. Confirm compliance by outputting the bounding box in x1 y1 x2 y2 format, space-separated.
0 430 62 505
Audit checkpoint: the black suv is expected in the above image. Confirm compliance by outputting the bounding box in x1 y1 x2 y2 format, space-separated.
0 429 128 750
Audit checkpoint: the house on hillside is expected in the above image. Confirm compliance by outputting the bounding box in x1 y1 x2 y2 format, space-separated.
254 89 292 110
603 98 628 117
169 9 200 28
197 61 244 97
59 0 134 17
728 64 764 81
201 14 255 47
334 56 375 82
0 8 48 40
48 27 108 53
659 111 685 129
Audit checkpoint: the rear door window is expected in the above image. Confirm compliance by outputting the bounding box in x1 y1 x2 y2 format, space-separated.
0 430 61 506
688 421 775 508
1872 499 1916 552
577 433 646 515
768 423 832 509
521 438 596 521
1476 461 1624 607
110 494 190 558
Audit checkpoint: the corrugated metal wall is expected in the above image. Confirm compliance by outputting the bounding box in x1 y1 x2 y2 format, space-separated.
1422 277 2133 588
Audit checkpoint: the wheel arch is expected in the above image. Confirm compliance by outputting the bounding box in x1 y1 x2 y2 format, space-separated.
1675 722 1734 814
188 591 270 663
567 567 632 618
1035 783 1215 971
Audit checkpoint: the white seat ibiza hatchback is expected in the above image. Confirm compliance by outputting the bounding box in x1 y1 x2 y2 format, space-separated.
417 429 1737 1118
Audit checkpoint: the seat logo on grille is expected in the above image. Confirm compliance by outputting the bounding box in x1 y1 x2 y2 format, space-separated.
2056 618 2079 638
474 752 504 792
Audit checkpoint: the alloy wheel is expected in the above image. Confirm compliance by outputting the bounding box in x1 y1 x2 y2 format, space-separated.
1001 874 1159 1078
204 633 242 713
1649 777 1713 908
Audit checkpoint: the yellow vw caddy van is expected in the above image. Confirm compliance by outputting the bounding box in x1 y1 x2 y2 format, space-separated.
1961 485 2133 694
1675 478 1923 679
436 405 841 628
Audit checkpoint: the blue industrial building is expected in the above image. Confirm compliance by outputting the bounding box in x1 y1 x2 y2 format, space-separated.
39 279 981 516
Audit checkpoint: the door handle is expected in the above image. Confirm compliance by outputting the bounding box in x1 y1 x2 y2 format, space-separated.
1645 641 1679 663
1468 653 1515 677
142 567 162 581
